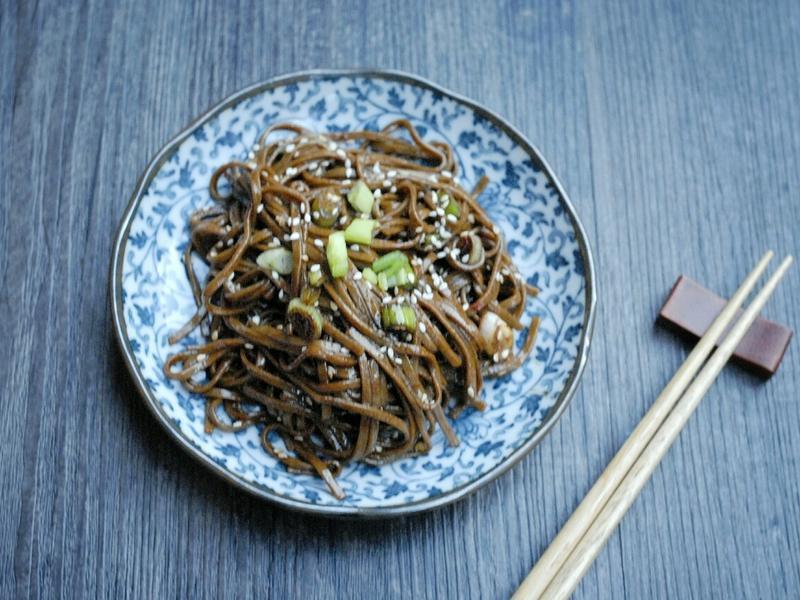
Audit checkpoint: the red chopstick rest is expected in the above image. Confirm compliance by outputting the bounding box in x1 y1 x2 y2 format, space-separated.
657 275 793 378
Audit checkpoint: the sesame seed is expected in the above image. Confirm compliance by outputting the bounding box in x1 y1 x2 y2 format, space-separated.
462 302 469 311
442 170 452 178
252 315 261 325
286 167 297 177
271 270 279 279
339 215 347 225
382 179 391 188
211 330 219 340
501 348 510 359
196 353 207 361
304 213 311 223
345 159 352 168
419 322 427 334
290 232 301 241
302 254 309 261
350 244 360 252
467 385 475 398
256 354 265 366
394 357 402 366
345 168 355 178
382 296 392 305
336 149 346 158
226 239 234 246
342 179 351 185
278 290 286 301
373 189 382 199
353 271 362 280
286 143 296 152
330 302 339 312
387 170 397 178
327 141 337 151
253 143 261 151
407 273 416 283
244 343 254 350
299 203 306 214
446 214 457 223
387 348 395 359
310 264 321 272
390 185 397 193
313 239 324 248
256 204 264 213
312 211 320 219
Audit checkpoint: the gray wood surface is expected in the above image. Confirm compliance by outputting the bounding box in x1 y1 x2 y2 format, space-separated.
1 0 798 598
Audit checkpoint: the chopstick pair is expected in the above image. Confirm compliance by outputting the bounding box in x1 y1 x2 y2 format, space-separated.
513 251 793 600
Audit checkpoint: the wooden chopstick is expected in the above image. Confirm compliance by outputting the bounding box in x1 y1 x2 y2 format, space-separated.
512 250 775 600
528 254 793 600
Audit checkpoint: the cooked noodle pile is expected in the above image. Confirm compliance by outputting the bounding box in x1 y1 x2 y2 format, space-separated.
164 119 539 498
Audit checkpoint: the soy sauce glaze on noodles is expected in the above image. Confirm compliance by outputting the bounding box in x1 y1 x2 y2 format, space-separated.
165 120 540 499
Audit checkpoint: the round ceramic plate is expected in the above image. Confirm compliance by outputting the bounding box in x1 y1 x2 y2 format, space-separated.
111 69 596 517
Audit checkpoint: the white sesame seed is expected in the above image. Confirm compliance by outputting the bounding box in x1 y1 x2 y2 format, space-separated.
313 239 324 248
350 244 360 252
446 214 457 223
353 271 362 280
226 239 234 246
390 186 397 193
327 141 337 151
286 143 296 152
442 170 452 178
339 215 347 225
382 296 393 305
244 343 254 350
299 203 306 214
342 179 351 185
419 322 427 334
467 385 475 398
290 232 301 241
394 357 403 365
373 189 381 199
256 204 264 213
336 149 346 158
312 211 320 219
252 315 261 325
501 348 510 360
286 167 297 177
302 254 309 261
271 270 279 279
211 330 219 340
383 179 391 188
278 290 286 301
387 170 397 178
387 348 395 359
310 263 321 272
345 168 355 178
304 213 311 223
330 302 339 312
462 302 469 311
196 353 207 361
407 273 416 283
253 143 261 151
256 354 265 367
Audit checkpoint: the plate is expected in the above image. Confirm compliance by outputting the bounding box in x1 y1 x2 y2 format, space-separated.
110 69 596 516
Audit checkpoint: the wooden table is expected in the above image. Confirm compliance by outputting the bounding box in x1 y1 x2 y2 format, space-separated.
2 1 798 597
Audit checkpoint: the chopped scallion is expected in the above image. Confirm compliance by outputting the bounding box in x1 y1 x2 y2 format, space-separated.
344 218 377 246
347 181 374 214
256 247 293 275
326 231 349 278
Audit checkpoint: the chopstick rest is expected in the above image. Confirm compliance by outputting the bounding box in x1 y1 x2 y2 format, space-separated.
658 275 793 377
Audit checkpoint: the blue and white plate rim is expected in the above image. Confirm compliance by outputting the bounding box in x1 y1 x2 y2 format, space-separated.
109 68 598 517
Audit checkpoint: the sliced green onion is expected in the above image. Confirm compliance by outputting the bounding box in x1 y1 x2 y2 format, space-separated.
287 298 323 339
381 303 417 332
372 250 408 273
377 264 415 290
326 231 349 278
311 191 342 227
445 197 460 217
362 267 378 285
308 267 324 287
347 181 374 214
256 247 294 275
344 218 377 246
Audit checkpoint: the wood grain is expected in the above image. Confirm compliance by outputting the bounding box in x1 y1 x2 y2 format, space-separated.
1 0 798 598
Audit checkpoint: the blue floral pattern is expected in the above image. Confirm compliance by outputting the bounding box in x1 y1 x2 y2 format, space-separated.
118 74 593 511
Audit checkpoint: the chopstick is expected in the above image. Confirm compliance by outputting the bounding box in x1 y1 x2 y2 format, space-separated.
514 252 793 600
513 251 774 599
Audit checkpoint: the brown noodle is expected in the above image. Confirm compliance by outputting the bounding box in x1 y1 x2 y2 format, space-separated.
164 119 540 499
